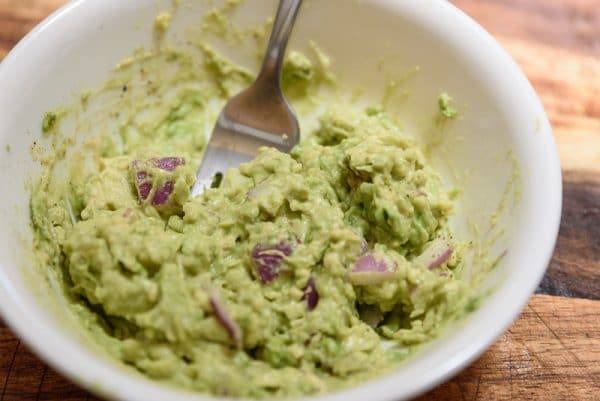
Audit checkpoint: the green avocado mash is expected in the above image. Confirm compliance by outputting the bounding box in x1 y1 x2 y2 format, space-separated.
30 33 476 399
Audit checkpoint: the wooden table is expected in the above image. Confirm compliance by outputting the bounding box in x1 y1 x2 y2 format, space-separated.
0 1 598 400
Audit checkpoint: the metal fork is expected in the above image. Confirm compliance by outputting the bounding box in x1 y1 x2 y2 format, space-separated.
191 0 303 196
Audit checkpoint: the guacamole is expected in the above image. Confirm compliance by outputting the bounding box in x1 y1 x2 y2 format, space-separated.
30 41 474 398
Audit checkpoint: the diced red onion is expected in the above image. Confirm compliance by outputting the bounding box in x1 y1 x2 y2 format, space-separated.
428 248 453 269
151 157 185 171
349 253 396 285
138 182 152 201
151 181 174 206
301 277 319 311
132 161 152 201
413 237 454 270
209 295 242 348
251 242 295 283
131 157 185 206
353 254 389 272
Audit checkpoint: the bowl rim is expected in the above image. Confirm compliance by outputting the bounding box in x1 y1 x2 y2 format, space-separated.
0 0 562 400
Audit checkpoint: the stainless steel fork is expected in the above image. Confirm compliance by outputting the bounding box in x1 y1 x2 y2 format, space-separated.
191 0 303 196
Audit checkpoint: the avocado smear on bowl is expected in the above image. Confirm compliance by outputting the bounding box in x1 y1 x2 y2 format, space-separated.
30 40 477 398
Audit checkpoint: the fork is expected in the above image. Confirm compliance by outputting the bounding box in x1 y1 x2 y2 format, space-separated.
191 0 303 196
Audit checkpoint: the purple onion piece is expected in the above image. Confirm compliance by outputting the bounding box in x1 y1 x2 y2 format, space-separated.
353 254 389 273
428 248 453 269
413 237 454 270
349 253 396 285
151 181 174 206
209 295 242 348
251 242 295 283
131 157 185 205
151 157 185 171
301 277 319 311
132 161 152 201
138 182 152 201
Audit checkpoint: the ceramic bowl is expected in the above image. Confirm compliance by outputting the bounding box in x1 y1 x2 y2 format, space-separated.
0 1 561 400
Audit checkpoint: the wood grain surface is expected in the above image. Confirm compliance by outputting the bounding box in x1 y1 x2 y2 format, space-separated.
414 295 599 401
0 0 599 400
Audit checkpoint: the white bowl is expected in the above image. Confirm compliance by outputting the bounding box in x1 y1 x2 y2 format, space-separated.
0 0 561 400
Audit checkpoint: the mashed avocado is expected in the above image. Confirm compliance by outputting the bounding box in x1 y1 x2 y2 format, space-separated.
30 37 474 399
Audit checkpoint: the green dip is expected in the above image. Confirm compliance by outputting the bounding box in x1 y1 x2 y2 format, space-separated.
30 31 475 399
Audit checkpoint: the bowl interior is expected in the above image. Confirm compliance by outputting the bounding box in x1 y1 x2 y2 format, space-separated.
0 1 560 400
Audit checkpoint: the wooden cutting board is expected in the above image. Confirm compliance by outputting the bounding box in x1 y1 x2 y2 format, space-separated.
0 0 598 400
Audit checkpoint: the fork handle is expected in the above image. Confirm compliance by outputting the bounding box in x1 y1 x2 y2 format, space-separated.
258 0 303 86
